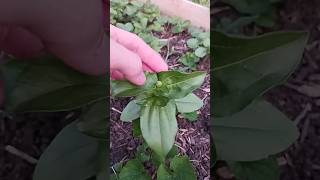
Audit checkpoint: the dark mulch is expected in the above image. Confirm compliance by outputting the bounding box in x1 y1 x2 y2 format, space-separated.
0 112 75 180
110 26 211 179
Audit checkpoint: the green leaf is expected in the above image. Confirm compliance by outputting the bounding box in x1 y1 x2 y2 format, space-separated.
77 100 107 139
179 52 199 70
132 118 142 137
116 22 134 32
212 100 299 161
33 122 102 180
157 164 172 180
151 145 178 167
156 156 196 180
157 71 206 99
229 157 280 180
195 47 207 58
120 100 140 122
212 31 308 117
181 111 198 122
119 159 151 180
175 93 203 113
140 100 177 159
111 73 157 97
124 5 138 16
186 38 199 49
202 38 210 48
1 55 107 112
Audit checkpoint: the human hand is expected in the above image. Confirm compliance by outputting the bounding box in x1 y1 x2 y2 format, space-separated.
110 25 168 85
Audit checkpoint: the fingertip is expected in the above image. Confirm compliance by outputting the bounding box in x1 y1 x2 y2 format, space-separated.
127 72 146 86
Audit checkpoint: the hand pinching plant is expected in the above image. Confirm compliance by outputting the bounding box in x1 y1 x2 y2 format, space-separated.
111 71 206 179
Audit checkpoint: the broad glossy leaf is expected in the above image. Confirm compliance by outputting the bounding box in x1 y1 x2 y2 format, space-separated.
140 100 177 159
1 56 107 112
111 73 157 97
229 157 280 180
120 100 141 122
77 100 107 139
212 31 308 117
157 71 206 99
212 100 299 161
33 122 102 180
156 156 196 180
118 159 151 180
175 93 203 113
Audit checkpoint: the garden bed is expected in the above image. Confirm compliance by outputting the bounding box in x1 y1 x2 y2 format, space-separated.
110 0 210 179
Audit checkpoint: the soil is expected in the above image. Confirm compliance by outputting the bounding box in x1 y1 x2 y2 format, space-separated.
110 25 211 179
0 112 76 180
213 0 320 180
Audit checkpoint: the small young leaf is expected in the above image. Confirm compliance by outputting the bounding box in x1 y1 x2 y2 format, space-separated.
120 100 140 122
181 111 198 122
157 71 206 99
175 93 203 113
116 22 134 32
119 159 151 180
195 47 207 58
111 73 157 97
186 38 199 49
179 52 199 70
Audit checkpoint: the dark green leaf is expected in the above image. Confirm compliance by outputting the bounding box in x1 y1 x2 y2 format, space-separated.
212 100 299 161
119 159 151 180
212 31 308 117
132 118 142 137
229 157 280 180
140 101 177 159
1 55 107 112
77 100 107 139
33 122 102 180
156 156 196 180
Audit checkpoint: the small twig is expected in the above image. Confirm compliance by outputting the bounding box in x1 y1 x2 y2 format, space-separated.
294 103 311 125
111 166 119 180
5 145 38 164
111 107 122 114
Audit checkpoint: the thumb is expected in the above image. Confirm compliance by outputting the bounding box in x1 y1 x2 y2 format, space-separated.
110 39 146 85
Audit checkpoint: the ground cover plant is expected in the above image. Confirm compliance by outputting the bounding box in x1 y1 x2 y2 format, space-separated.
110 0 210 179
212 8 309 180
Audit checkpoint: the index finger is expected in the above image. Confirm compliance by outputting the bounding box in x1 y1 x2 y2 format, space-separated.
110 25 168 72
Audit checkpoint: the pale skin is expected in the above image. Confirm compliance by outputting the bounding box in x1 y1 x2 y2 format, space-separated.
0 0 168 103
